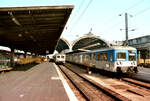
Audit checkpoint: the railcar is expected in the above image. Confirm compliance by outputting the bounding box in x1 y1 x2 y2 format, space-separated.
0 50 12 71
138 59 150 68
54 53 66 64
66 46 138 73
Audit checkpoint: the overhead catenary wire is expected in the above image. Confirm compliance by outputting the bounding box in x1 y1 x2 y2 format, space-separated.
99 0 145 33
104 21 123 32
131 8 150 33
65 0 85 30
69 0 94 33
124 0 145 12
65 0 148 42
75 0 93 23
135 7 150 16
100 0 145 26
68 0 145 34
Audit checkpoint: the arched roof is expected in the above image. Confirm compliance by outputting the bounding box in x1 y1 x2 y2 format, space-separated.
56 38 70 53
72 32 110 50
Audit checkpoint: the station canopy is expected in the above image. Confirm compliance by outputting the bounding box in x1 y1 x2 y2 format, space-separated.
72 32 110 50
0 5 73 55
56 38 70 53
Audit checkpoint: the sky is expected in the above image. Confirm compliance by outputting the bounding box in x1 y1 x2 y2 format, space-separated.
0 0 150 45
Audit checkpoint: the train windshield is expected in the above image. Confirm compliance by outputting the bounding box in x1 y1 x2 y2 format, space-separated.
129 53 136 61
57 56 60 58
61 56 64 58
117 53 126 60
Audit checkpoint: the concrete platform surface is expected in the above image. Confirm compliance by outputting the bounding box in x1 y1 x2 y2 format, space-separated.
0 62 76 101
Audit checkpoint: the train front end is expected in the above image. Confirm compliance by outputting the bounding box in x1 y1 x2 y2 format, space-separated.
55 54 66 64
114 47 138 73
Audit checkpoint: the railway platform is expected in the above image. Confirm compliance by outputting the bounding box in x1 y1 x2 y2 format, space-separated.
0 62 77 101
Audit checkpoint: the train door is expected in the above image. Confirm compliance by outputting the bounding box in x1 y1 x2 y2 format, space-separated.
109 51 114 71
103 52 109 71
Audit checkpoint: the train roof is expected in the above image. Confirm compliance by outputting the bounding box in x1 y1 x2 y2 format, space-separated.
110 46 136 50
66 46 136 55
92 46 136 52
54 53 65 56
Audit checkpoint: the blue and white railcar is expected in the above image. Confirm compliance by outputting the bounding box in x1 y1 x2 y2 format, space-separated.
93 46 137 73
66 46 138 73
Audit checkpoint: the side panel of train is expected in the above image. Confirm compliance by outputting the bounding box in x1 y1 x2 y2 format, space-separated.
93 50 115 72
66 47 138 73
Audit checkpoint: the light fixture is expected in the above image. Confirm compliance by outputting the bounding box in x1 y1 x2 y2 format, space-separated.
18 34 22 37
8 12 21 26
12 17 21 26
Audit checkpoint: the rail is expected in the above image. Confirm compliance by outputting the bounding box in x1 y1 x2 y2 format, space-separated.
58 65 130 101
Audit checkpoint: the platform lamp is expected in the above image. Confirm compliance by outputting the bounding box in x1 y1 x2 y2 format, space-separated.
8 12 21 26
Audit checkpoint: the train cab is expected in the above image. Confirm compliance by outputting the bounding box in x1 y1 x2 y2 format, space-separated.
54 54 66 64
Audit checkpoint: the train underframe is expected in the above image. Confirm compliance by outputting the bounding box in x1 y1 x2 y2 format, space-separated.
116 66 138 74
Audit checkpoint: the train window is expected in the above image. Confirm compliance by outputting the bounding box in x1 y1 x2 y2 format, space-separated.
61 56 64 58
104 53 107 61
83 55 86 61
100 53 103 60
129 53 136 61
110 52 113 61
57 56 60 58
86 55 90 61
97 54 100 61
117 53 126 60
92 53 96 60
98 54 102 61
89 54 92 60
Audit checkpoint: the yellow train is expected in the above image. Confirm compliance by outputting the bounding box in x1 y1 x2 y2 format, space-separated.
16 57 42 65
0 48 44 72
138 59 150 67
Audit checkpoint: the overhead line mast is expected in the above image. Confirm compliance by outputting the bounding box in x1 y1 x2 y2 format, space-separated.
125 13 128 46
120 13 135 46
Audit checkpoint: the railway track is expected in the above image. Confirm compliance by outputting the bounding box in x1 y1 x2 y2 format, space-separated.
120 77 150 90
58 65 130 101
63 63 150 101
67 62 150 91
112 77 150 99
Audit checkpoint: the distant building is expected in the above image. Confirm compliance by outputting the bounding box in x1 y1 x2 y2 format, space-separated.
128 35 150 59
110 41 123 46
109 35 150 60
